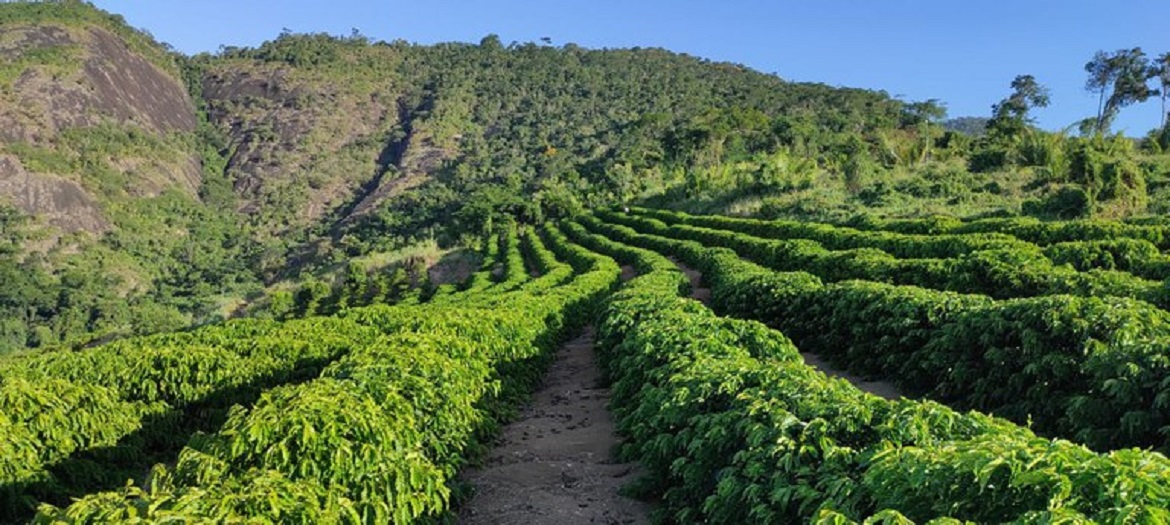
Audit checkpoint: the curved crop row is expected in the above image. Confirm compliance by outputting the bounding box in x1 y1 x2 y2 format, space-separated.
568 218 1170 523
583 214 1170 453
846 214 1170 249
500 225 531 288
517 226 574 293
638 207 1170 281
600 209 1170 311
0 315 386 519
632 206 1032 259
33 224 619 523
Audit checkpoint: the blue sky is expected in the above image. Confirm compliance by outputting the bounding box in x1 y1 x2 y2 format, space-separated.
93 1 1169 135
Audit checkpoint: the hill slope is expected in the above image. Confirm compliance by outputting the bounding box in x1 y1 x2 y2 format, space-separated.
6 2 1166 353
0 3 200 235
0 2 253 353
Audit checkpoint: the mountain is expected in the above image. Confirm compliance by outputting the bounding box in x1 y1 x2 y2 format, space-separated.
191 32 910 244
0 2 252 352
0 3 200 236
4 1 1164 354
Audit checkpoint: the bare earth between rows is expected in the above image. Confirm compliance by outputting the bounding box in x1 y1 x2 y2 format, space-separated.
459 259 903 524
669 258 903 401
458 266 649 524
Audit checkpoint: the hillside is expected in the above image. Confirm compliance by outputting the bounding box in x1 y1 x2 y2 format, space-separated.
0 2 260 354
195 33 910 243
2 1 1169 355
0 3 200 235
0 2 916 353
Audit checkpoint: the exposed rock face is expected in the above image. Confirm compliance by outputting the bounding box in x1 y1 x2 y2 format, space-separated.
0 154 108 233
0 24 201 234
83 29 197 134
202 62 401 228
343 96 452 221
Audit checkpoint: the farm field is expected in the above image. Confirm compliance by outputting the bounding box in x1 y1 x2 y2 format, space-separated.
2 210 1169 524
4 2 1170 523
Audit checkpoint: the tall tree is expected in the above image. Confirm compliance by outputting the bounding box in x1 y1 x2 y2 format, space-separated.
987 74 1049 139
1085 51 1115 132
1157 51 1170 129
1084 48 1159 134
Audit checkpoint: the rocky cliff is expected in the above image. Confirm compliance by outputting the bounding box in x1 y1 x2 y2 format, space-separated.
0 17 200 236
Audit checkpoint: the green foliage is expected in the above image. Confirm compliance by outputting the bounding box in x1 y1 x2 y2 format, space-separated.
614 208 1167 308
15 217 620 522
222 32 916 248
0 41 80 88
578 215 1170 522
0 0 179 75
1022 185 1092 219
1066 135 1149 216
589 209 1170 453
986 75 1050 141
0 121 259 354
1084 48 1160 135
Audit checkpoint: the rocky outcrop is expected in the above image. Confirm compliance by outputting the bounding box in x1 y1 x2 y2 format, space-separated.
0 23 201 234
202 62 401 228
0 154 108 234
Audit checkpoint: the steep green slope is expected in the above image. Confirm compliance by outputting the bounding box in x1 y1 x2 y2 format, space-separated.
0 2 256 353
190 33 909 249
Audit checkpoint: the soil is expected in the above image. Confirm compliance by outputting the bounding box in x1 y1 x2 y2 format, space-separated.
458 268 650 524
668 258 710 304
798 351 903 400
428 249 480 286
670 259 904 400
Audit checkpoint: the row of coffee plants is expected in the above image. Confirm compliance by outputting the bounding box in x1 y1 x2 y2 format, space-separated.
567 218 1170 523
2 224 526 520
582 214 1170 453
848 215 1170 249
636 207 1170 281
0 313 392 520
429 229 512 302
501 226 531 288
632 207 1032 259
31 224 620 522
601 210 1170 310
517 226 574 293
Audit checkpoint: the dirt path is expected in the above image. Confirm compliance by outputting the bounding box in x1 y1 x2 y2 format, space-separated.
458 271 649 524
669 259 903 401
668 258 711 304
797 352 902 400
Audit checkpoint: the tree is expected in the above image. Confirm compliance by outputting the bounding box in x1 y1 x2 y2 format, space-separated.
1084 48 1159 134
987 75 1049 139
479 34 503 50
1156 51 1170 129
901 99 947 126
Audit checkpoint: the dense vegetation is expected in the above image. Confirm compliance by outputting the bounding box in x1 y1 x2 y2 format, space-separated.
7 203 1170 522
3 2 1170 355
568 215 1170 523
5 2 1170 522
1 224 619 522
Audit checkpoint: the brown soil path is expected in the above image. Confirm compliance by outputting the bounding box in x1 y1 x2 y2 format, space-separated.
619 265 638 283
458 267 650 525
669 258 903 401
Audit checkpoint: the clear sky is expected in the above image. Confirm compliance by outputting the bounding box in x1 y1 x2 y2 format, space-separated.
92 1 1168 135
